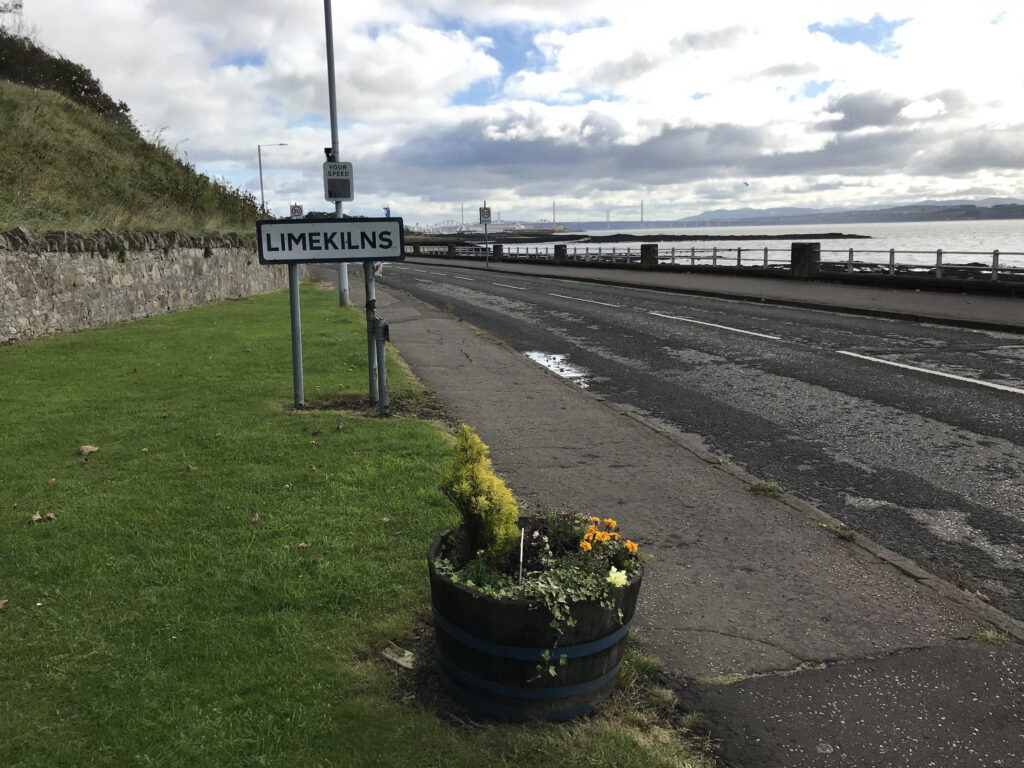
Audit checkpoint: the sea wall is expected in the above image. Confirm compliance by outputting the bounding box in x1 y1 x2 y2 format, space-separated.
0 228 288 344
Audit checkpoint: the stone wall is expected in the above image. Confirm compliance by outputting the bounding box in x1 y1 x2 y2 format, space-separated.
0 228 289 344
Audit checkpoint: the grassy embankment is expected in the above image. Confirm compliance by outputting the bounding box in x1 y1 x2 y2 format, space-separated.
0 285 712 768
0 78 259 235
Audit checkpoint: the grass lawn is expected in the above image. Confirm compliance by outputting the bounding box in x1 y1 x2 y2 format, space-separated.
0 284 712 767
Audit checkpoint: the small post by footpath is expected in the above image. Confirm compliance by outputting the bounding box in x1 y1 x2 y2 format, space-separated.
553 244 568 265
791 242 821 279
363 262 379 405
640 243 658 270
492 243 504 262
446 244 457 259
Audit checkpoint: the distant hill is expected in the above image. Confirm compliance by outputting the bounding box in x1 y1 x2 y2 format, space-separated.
560 199 1024 231
680 206 823 222
675 202 1024 227
0 29 260 235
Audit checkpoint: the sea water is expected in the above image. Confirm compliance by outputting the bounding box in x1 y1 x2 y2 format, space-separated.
568 219 1024 268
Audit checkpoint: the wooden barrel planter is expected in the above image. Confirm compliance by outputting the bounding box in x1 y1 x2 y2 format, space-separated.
428 532 643 722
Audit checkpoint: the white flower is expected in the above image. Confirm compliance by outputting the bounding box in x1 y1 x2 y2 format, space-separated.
606 566 628 588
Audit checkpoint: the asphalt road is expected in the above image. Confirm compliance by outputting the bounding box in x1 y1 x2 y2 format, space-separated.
379 261 1024 622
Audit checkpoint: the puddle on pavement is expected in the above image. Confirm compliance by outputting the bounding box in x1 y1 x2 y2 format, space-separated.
525 351 591 388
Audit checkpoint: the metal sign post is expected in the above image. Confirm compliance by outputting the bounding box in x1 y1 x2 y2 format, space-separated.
256 218 404 414
288 263 304 408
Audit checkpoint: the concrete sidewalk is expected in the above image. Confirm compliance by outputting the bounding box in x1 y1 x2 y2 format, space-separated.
403 255 1024 333
343 265 1023 767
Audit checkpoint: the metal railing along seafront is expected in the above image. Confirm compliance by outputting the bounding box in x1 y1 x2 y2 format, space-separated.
408 243 1024 283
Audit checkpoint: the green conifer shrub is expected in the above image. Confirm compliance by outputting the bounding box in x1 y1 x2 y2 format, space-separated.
439 425 519 568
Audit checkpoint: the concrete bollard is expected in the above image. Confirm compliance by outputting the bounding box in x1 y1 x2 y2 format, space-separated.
412 244 421 256
791 242 820 279
553 244 568 265
446 243 457 259
492 243 504 262
640 243 658 271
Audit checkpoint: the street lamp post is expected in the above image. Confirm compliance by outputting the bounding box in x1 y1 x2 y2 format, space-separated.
257 143 288 215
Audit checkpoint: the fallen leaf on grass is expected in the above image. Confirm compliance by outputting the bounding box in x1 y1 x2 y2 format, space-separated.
78 445 99 456
0 599 8 612
335 423 344 431
142 447 149 453
298 542 310 549
161 412 170 419
309 465 317 471
283 545 290 550
29 513 42 524
251 513 260 524
44 513 55 521
47 477 55 485
186 465 197 471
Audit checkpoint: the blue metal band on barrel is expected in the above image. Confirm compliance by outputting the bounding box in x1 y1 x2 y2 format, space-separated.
436 651 618 708
438 667 598 722
432 608 632 660
439 652 623 701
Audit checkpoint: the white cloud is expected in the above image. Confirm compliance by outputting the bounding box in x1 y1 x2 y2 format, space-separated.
16 0 1024 222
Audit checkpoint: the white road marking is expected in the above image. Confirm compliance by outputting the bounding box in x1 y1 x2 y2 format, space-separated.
649 311 782 340
494 283 527 290
426 271 448 276
549 293 621 308
837 351 1024 395
451 275 475 281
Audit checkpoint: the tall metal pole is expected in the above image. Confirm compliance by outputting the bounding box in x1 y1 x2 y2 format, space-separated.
258 146 265 213
324 0 350 307
257 143 287 216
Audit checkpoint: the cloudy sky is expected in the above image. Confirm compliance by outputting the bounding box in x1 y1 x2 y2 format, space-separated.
13 0 1024 225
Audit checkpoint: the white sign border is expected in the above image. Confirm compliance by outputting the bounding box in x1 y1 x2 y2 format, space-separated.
256 217 405 265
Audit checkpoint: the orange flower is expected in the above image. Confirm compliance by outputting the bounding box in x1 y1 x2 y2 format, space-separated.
625 540 638 554
596 531 611 543
584 531 594 542
603 518 617 530
591 517 601 523
611 532 621 540
579 539 592 552
586 525 598 535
